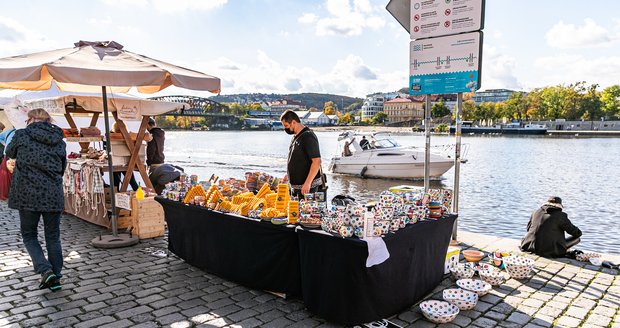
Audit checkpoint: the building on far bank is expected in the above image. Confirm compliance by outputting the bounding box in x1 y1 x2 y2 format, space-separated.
384 97 425 125
360 92 409 120
472 89 524 103
266 99 304 113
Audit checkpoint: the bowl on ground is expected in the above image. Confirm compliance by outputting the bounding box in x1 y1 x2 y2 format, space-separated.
456 279 492 296
503 255 535 279
442 288 479 310
462 250 485 262
419 300 459 324
479 269 507 286
450 263 475 280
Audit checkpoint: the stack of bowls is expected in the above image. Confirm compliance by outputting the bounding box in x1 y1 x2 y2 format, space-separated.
503 256 535 279
456 279 492 297
419 300 459 324
442 288 478 310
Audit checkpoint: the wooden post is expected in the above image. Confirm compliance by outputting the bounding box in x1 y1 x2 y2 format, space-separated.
112 113 153 191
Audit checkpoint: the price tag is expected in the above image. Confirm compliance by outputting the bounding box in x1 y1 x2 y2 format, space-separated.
115 193 132 210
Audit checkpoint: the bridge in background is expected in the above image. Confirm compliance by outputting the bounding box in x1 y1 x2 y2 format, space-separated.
148 95 240 117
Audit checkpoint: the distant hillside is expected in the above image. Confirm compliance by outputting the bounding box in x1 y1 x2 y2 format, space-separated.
209 93 363 112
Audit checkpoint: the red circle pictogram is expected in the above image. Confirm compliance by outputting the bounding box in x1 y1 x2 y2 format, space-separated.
414 26 420 32
444 21 450 27
414 14 420 21
445 9 451 15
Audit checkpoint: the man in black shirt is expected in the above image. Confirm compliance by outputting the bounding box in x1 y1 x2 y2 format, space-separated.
146 117 165 173
280 110 322 198
520 196 582 258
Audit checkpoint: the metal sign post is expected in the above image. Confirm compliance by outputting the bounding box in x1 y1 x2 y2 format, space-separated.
452 92 463 240
424 95 431 192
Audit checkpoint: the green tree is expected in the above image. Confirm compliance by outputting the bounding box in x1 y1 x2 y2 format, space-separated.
431 100 451 118
579 83 602 120
461 100 477 121
371 112 388 125
505 92 528 120
601 85 620 119
435 123 449 132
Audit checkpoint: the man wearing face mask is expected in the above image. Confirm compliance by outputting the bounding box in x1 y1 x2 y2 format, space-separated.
280 110 322 199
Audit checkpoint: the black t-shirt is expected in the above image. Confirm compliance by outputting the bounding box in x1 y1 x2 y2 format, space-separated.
287 127 321 186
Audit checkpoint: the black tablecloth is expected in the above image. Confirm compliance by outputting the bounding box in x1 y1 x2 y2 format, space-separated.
297 215 456 325
156 198 301 295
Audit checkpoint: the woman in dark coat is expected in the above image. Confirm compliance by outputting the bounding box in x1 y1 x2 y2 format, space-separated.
6 108 66 291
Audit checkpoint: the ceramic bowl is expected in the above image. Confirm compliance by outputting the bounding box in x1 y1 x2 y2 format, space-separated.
419 300 459 324
450 264 475 280
503 256 535 279
462 250 485 262
442 288 479 310
456 279 492 297
479 269 507 286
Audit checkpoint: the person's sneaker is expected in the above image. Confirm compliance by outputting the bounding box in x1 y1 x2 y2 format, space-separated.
48 278 62 292
38 270 58 290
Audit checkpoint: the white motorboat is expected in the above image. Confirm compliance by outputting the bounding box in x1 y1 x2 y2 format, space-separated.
328 131 456 179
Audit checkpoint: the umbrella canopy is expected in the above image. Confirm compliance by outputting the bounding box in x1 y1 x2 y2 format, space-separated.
0 40 220 94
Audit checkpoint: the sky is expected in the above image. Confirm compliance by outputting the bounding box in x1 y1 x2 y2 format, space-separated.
0 0 619 98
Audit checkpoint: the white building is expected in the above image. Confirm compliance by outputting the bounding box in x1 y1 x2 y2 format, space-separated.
305 112 330 126
327 115 338 125
361 92 408 120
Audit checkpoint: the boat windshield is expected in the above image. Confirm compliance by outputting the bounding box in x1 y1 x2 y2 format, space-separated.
372 137 399 148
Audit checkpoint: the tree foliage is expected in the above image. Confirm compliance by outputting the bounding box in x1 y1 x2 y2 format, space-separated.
323 101 337 115
371 112 388 125
431 100 451 118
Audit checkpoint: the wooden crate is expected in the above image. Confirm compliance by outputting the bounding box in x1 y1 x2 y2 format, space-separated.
130 197 165 239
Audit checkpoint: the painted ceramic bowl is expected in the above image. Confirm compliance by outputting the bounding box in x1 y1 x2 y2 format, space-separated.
350 215 364 228
450 264 475 280
339 225 354 238
456 279 492 297
442 288 479 310
390 219 400 231
479 269 507 286
503 256 535 279
419 300 459 324
462 250 485 262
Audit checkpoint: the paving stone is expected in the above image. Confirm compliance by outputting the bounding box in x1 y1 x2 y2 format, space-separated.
564 306 589 318
584 313 612 327
506 312 531 325
116 304 153 319
157 312 188 325
484 311 507 321
152 305 182 317
99 318 134 328
471 317 498 327
73 315 116 328
262 317 295 328
228 308 260 322
48 307 83 320
557 316 582 328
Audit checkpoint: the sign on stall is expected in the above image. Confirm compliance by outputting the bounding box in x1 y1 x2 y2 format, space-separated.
116 192 132 210
410 0 485 39
117 104 141 120
409 31 482 95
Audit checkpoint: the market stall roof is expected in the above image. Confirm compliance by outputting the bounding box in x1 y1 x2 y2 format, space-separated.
0 40 221 94
1 82 188 128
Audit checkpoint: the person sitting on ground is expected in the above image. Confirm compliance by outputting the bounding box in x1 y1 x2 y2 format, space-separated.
520 196 582 258
149 163 183 195
359 136 369 150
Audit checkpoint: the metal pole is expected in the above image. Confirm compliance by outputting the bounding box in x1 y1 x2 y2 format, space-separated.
424 95 431 192
452 92 463 240
101 86 118 237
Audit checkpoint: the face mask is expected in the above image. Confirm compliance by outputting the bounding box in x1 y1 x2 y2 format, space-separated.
284 127 294 135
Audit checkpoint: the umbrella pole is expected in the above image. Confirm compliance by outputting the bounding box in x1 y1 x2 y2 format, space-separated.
92 86 138 248
101 86 118 236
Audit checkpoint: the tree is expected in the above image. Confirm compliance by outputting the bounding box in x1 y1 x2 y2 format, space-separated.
601 85 620 119
371 112 387 125
579 84 602 120
338 112 352 124
308 107 319 112
345 102 361 112
323 101 337 115
431 100 451 118
505 92 528 120
461 100 477 121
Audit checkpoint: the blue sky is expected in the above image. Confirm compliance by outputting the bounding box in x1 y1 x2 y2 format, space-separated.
1 0 619 98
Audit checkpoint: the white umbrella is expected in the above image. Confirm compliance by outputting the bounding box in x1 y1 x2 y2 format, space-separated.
0 40 221 247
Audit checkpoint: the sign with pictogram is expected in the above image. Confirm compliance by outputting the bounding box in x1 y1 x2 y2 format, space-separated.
409 31 482 95
410 0 485 39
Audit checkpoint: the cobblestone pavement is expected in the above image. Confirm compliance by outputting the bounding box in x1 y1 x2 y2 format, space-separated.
1 201 618 327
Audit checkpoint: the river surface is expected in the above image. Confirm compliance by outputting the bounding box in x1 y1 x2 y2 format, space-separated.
162 130 620 255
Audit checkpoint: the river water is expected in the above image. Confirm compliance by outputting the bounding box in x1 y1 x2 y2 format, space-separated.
163 130 620 255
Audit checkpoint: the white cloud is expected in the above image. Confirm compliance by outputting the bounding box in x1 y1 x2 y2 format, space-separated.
531 54 620 89
480 44 520 90
100 0 227 14
162 52 404 98
303 0 386 37
0 16 58 57
298 13 318 24
492 31 502 39
546 18 615 49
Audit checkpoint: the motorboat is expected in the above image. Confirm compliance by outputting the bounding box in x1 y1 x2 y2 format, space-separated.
328 131 456 179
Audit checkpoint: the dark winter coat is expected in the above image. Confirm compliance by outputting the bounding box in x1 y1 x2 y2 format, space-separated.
6 122 66 212
146 127 165 166
520 205 582 258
